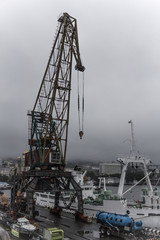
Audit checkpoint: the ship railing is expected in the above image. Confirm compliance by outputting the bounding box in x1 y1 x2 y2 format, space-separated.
117 154 151 162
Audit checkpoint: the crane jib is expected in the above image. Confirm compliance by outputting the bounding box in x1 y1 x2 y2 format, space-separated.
26 12 85 170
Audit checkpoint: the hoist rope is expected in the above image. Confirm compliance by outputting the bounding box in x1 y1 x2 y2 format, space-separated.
77 71 81 132
77 71 85 134
82 71 84 131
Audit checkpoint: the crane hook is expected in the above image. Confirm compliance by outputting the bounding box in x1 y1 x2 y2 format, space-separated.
79 131 84 139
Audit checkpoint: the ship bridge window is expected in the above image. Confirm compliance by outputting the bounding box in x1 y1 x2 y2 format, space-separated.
49 196 54 199
115 218 117 221
40 194 48 198
120 219 123 222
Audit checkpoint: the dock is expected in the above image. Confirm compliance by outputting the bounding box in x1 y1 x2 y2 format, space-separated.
35 206 102 240
0 206 105 240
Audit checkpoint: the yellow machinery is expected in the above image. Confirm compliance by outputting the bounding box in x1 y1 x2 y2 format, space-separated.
43 228 64 240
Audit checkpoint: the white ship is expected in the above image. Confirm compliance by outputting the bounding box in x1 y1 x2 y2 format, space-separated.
35 121 160 228
35 170 98 208
83 120 160 229
83 156 160 228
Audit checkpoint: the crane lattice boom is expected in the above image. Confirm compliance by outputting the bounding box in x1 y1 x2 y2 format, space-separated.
26 13 85 169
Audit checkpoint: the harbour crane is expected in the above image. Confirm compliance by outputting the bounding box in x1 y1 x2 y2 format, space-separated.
11 13 88 221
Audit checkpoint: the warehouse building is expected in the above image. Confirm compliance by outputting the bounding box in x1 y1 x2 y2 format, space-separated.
99 162 121 176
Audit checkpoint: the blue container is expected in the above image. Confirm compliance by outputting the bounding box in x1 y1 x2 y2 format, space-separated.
96 211 143 232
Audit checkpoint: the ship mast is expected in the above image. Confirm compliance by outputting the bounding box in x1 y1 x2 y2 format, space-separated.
117 121 153 198
128 120 136 156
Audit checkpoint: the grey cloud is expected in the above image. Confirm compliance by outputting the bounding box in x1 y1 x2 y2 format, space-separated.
0 0 160 164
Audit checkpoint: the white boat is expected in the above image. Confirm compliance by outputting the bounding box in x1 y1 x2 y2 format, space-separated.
11 217 36 239
36 121 160 228
0 182 11 190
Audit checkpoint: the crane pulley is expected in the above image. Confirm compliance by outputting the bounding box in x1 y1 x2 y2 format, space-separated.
25 13 85 170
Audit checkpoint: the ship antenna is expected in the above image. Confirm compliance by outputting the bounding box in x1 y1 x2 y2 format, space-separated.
128 120 136 156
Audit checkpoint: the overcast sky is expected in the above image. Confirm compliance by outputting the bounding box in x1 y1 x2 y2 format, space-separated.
0 0 160 164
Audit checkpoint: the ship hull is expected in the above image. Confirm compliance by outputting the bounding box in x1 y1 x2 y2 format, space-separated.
83 199 160 229
35 193 160 229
